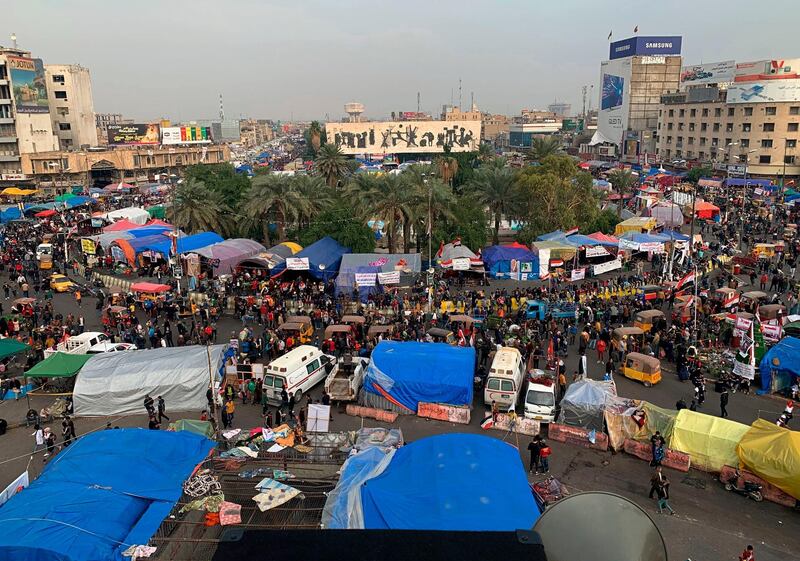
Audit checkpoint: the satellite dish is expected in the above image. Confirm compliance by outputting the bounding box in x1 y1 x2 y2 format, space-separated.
533 492 667 561
319 264 326 270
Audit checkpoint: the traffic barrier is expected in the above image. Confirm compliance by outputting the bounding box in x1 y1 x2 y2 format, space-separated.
345 404 398 423
417 402 470 425
622 438 691 472
489 413 541 437
547 422 608 451
719 465 797 508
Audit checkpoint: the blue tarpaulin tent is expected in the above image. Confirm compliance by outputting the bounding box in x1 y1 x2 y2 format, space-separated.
362 341 474 412
481 245 539 279
0 428 213 561
758 336 800 393
335 253 421 301
270 236 350 281
360 434 540 531
123 231 222 259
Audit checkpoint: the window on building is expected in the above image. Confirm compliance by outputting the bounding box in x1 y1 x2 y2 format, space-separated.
699 151 706 160
759 155 771 164
700 138 707 146
713 123 720 132
690 108 696 117
686 151 694 158
659 109 662 117
740 139 750 148
725 138 732 146
786 155 797 165
689 123 695 131
701 123 707 132
688 137 694 145
702 108 709 117
678 109 685 117
51 75 65 84
765 106 777 116
54 91 67 100
0 105 10 119
678 122 684 131
763 123 775 132
726 123 733 132
742 123 751 132
58 123 71 131
790 107 800 115
677 136 683 144
787 139 797 148
666 136 672 144
744 107 753 116
714 108 722 117
728 108 735 116
762 139 773 148
657 123 661 131
57 107 69 117
788 123 799 132
667 122 673 130
668 109 674 117
133 155 140 167
0 85 9 99
712 137 719 147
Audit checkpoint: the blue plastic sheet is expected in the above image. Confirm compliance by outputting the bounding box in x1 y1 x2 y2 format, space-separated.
361 434 540 531
759 336 800 392
270 236 350 280
362 341 474 412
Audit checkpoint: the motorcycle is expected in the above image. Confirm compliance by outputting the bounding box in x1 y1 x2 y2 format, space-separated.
723 470 763 502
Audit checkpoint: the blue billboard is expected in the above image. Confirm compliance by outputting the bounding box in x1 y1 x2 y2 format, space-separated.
609 36 682 60
601 74 624 110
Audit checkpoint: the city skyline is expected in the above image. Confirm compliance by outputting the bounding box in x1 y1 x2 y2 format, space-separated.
5 0 798 122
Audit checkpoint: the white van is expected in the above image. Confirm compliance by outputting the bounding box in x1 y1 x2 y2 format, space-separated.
483 346 525 409
36 243 53 261
523 378 556 422
44 331 109 359
262 345 336 405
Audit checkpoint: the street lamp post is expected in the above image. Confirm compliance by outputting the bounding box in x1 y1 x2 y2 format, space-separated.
739 149 757 250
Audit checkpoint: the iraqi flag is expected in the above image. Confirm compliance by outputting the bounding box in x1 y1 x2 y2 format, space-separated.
480 415 495 430
676 270 695 292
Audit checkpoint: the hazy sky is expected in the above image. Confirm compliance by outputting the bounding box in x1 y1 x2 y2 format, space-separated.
5 0 797 122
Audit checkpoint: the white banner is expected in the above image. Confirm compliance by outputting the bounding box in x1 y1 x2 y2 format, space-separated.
538 249 550 279
451 258 471 271
585 246 610 258
639 242 665 253
286 257 310 270
0 471 29 507
619 238 640 251
307 404 331 433
570 268 586 281
733 360 756 380
735 317 753 331
761 323 782 342
354 273 377 287
377 270 400 285
592 258 623 275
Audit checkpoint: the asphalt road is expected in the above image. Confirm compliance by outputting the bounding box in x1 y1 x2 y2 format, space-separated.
0 280 797 561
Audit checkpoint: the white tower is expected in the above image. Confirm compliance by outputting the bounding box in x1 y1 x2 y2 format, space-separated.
344 102 365 123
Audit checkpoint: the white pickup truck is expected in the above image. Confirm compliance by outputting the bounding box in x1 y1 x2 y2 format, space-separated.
324 355 368 403
44 332 109 359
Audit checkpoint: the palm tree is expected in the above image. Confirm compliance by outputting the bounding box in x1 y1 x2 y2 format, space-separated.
167 179 232 235
466 158 517 245
477 142 495 162
347 173 412 253
291 174 334 227
242 174 308 241
308 121 323 154
608 168 637 218
526 136 563 162
314 144 350 188
402 165 456 253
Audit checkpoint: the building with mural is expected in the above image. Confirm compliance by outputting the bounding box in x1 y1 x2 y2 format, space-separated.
325 120 481 156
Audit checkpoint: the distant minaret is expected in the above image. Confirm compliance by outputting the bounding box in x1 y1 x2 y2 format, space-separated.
219 93 224 121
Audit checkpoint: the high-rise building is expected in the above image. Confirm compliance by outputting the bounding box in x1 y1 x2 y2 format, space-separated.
0 44 59 177
592 36 682 161
45 64 98 150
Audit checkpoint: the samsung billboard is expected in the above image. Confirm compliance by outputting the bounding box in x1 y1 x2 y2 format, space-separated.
609 36 682 60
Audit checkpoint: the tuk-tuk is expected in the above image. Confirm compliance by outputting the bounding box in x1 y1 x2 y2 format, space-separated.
448 314 477 329
757 304 787 323
712 287 740 310
367 324 395 339
633 310 665 333
752 243 776 259
340 315 366 326
612 326 645 355
741 291 768 308
103 305 131 328
639 285 667 302
280 315 314 343
427 327 456 345
324 324 352 339
622 352 662 387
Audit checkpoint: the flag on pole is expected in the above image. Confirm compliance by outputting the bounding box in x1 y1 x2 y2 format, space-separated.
676 270 695 291
607 30 613 40
480 415 495 430
634 25 639 33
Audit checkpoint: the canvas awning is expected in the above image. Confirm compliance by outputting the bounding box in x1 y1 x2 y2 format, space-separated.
25 352 93 378
0 338 30 361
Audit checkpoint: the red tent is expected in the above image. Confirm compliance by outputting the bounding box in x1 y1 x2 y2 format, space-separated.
693 200 720 220
502 241 530 250
131 282 171 293
34 209 57 218
145 219 173 228
103 219 141 232
587 232 620 244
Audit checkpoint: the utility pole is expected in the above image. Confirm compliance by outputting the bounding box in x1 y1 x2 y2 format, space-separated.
417 91 420 114
458 78 462 112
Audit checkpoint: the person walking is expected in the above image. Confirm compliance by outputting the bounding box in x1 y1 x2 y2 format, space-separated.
32 423 46 457
74 289 82 308
557 372 567 402
538 438 552 473
157 395 169 423
61 419 72 447
648 466 669 499
720 386 729 418
655 477 675 515
225 398 236 427
143 394 155 416
527 435 542 474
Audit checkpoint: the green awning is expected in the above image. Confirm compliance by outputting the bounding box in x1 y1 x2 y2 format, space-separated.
0 338 30 361
55 193 76 202
25 352 94 378
147 205 166 219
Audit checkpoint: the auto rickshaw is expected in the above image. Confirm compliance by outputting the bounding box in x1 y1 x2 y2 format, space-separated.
612 326 645 356
324 324 352 340
279 315 314 343
367 324 395 340
427 327 457 345
622 352 662 387
340 315 366 326
448 314 477 330
633 309 665 333
757 304 787 323
741 291 768 311
103 305 132 329
712 287 740 310
639 285 667 302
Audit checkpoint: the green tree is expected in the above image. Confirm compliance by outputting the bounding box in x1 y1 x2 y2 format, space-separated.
607 168 637 218
314 143 351 187
477 142 495 162
167 179 233 235
308 121 323 153
241 174 323 241
346 173 412 253
465 158 517 245
296 204 375 253
584 208 622 235
686 165 713 184
525 136 563 162
402 165 456 254
183 163 250 209
432 198 488 253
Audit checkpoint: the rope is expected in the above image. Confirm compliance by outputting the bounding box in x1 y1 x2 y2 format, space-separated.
0 517 133 548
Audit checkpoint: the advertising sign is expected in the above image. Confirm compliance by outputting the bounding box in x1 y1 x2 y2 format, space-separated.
326 120 481 155
680 60 736 88
8 57 49 113
597 57 632 145
735 59 800 82
286 257 309 270
161 126 212 145
609 36 682 60
107 124 161 145
726 79 800 104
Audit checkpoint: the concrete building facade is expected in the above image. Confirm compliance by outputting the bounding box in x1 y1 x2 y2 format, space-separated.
45 64 98 150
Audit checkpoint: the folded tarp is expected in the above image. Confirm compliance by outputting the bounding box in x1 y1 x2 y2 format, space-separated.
736 419 800 500
362 341 474 413
670 410 750 472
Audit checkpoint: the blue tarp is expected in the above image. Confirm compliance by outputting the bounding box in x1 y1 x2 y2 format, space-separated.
481 245 539 279
125 231 222 258
620 231 667 244
363 341 474 412
759 336 800 392
335 253 421 301
361 434 540 531
127 226 172 238
537 230 568 241
323 446 388 529
270 236 350 281
725 178 774 189
0 428 213 561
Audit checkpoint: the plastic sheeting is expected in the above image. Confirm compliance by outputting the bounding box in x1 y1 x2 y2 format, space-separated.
192 238 266 274
0 428 213 561
98 207 151 225
737 419 800 500
635 402 677 444
758 336 800 392
481 245 539 280
671 410 750 472
362 341 474 413
270 236 351 280
73 345 227 416
558 379 617 431
360 434 540 531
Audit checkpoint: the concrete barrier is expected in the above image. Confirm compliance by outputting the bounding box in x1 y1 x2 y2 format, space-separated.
487 413 541 437
417 402 471 425
719 465 798 508
622 438 691 472
548 422 608 451
345 404 398 423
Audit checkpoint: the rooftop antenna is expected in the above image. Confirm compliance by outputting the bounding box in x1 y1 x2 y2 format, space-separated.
471 91 474 111
219 93 224 121
458 78 462 111
417 91 420 114
10 33 17 49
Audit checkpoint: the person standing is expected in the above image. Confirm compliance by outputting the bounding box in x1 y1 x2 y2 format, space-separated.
75 289 82 308
61 419 72 447
225 398 236 427
527 435 542 473
538 438 552 473
739 545 755 561
720 386 729 418
32 424 46 457
143 394 155 416
557 372 567 402
157 396 169 423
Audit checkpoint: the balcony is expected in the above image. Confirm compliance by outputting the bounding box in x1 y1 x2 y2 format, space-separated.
0 154 20 162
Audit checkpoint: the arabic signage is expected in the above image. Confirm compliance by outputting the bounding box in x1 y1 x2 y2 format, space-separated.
585 246 610 258
735 59 800 82
592 258 623 275
107 124 161 145
451 258 471 271
161 126 212 145
680 60 736 88
8 57 49 114
377 271 400 284
609 36 682 60
326 120 481 155
726 79 800 104
286 257 310 270
354 273 377 287
570 268 586 281
80 239 96 255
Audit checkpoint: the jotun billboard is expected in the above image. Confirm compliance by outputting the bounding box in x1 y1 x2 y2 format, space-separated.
8 56 49 114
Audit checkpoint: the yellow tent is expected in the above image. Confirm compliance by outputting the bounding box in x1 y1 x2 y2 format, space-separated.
1 187 38 196
737 419 800 500
279 241 303 254
671 410 750 472
614 216 657 236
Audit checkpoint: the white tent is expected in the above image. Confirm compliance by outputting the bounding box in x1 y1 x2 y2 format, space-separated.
73 345 227 416
649 201 684 228
98 207 151 225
